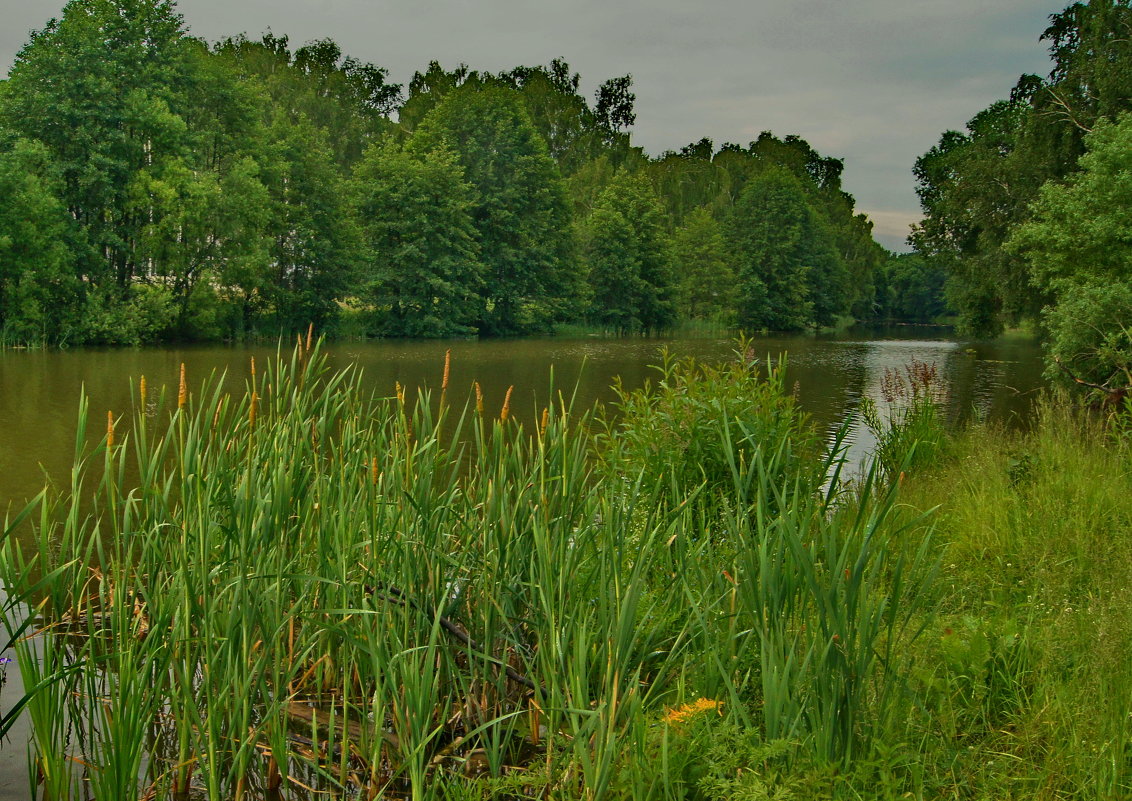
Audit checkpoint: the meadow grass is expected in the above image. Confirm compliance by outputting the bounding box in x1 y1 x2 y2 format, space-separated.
0 343 1127 799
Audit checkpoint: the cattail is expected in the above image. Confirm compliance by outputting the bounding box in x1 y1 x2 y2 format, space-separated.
106 411 115 448
139 375 146 409
395 381 405 406
250 356 256 383
212 398 223 430
371 456 378 486
177 363 187 409
440 349 451 406
540 407 549 437
474 382 484 414
305 322 314 353
500 385 513 423
249 391 258 428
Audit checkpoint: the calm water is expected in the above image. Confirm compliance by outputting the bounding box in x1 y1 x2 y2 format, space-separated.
0 328 1044 511
0 327 1045 797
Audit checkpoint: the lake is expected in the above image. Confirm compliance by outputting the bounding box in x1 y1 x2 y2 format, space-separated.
0 327 1045 511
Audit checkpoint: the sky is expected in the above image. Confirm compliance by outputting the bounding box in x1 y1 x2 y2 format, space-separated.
1 0 1071 251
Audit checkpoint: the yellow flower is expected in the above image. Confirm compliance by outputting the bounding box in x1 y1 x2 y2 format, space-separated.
663 697 722 726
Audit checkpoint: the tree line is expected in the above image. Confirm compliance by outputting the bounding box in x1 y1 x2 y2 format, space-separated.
914 0 1132 388
0 0 930 346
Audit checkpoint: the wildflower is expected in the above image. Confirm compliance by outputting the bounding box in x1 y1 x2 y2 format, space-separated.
663 698 722 726
0 656 12 665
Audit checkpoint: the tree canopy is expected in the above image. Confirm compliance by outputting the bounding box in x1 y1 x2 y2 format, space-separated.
0 0 892 344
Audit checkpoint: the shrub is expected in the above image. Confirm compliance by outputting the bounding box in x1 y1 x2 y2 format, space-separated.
599 344 822 509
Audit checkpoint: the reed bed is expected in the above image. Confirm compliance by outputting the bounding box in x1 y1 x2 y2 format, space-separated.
0 342 935 800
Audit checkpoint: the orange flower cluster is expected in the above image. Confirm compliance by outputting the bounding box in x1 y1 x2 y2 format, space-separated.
663 697 722 726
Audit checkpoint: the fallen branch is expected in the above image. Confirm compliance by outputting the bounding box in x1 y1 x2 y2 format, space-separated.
1053 357 1132 404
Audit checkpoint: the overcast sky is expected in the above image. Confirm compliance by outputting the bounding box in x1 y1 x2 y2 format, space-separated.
2 0 1070 250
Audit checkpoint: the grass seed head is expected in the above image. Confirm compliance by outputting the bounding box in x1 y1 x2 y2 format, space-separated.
501 385 513 423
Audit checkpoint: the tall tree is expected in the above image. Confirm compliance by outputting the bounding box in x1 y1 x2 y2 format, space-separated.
0 139 81 343
671 207 734 321
412 86 577 335
914 1 1132 336
0 0 196 294
584 172 675 334
259 117 362 333
353 143 482 337
1008 113 1132 387
727 169 817 331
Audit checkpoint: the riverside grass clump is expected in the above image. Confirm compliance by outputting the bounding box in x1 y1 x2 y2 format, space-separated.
0 342 937 801
891 401 1132 800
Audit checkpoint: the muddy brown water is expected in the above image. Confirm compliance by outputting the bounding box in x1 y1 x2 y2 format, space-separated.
0 327 1045 798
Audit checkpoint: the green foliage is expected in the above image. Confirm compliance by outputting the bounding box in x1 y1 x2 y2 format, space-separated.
599 346 821 508
0 2 887 344
728 169 846 331
260 117 362 333
914 1 1132 337
0 138 81 344
1041 279 1132 388
353 142 483 337
873 252 949 323
583 171 676 333
1007 113 1132 391
672 207 736 322
413 86 578 335
80 283 178 345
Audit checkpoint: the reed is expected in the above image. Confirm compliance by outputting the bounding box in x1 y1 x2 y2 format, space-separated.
0 341 938 800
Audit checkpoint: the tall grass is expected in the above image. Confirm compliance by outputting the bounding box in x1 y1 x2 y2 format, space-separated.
0 342 936 800
893 400 1132 799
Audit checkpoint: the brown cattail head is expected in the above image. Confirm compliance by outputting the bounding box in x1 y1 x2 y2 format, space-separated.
395 381 405 406
250 356 256 382
306 323 314 353
442 349 451 392
540 407 549 437
178 363 187 409
106 411 115 448
474 382 484 414
139 376 147 409
500 385 514 423
249 391 259 428
371 456 378 486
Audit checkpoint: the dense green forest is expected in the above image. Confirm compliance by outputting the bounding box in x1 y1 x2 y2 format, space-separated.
914 0 1132 388
0 0 940 346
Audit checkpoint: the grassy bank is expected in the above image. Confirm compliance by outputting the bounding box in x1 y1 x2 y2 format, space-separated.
0 344 1128 800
